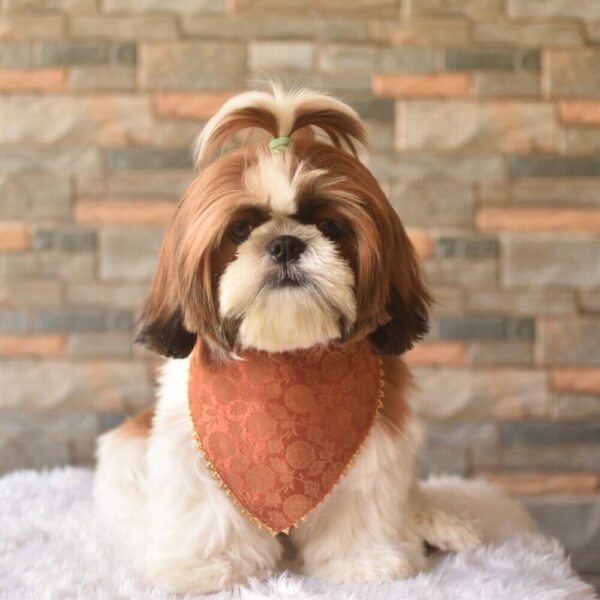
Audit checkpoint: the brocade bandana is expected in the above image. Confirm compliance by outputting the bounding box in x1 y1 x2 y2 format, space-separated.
188 339 383 534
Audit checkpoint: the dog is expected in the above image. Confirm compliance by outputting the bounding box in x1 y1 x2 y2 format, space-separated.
94 86 480 594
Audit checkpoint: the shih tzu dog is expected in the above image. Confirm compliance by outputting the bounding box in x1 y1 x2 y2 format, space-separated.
94 87 480 594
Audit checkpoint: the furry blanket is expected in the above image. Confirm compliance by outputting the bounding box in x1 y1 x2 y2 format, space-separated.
0 467 596 600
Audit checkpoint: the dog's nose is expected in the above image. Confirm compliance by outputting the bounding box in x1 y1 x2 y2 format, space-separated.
267 235 306 264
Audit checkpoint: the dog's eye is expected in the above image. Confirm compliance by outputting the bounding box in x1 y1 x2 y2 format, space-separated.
229 220 252 243
317 219 343 239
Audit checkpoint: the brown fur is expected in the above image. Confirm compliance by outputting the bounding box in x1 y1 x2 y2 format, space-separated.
381 357 413 432
137 94 430 359
116 408 155 439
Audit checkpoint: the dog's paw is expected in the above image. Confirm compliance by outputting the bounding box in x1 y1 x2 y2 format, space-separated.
147 555 271 594
417 509 481 554
303 542 427 584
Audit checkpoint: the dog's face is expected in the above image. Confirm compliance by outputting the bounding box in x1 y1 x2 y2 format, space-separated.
137 89 430 359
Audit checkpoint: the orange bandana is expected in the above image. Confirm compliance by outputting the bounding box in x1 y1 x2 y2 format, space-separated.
188 340 383 534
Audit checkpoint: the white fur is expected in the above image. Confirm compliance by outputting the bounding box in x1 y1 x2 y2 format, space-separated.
194 86 360 166
94 88 486 594
243 152 323 214
218 155 357 353
219 217 356 352
93 358 484 593
4 467 597 599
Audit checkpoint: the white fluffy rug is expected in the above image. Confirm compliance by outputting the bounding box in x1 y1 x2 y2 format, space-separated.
0 468 596 600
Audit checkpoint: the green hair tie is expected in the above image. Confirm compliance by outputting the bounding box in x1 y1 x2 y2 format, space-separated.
269 136 292 154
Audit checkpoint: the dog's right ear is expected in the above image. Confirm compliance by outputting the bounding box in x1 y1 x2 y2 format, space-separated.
136 231 197 359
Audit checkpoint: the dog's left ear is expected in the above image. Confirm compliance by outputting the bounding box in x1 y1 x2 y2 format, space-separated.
135 231 197 359
368 210 431 356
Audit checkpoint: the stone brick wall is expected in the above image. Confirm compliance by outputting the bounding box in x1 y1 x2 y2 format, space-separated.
0 0 599 587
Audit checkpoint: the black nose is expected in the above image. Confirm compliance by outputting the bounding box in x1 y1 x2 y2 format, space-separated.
267 235 306 264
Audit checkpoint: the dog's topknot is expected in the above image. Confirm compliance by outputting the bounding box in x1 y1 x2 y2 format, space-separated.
193 85 367 167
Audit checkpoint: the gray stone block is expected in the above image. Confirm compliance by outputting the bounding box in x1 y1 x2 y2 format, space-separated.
473 21 583 47
553 395 600 420
4 0 97 11
475 72 540 97
425 258 498 287
436 236 499 258
0 95 155 146
66 283 148 309
401 99 557 153
408 0 502 17
509 0 600 19
503 235 600 288
103 0 224 11
0 281 63 307
426 421 500 448
69 16 178 41
549 49 600 98
510 180 600 207
438 316 534 341
97 411 129 433
474 444 600 472
540 318 600 366
33 228 96 252
107 147 192 171
445 48 540 71
99 227 163 282
581 291 600 313
467 341 534 366
418 446 468 478
67 332 132 358
2 252 96 282
370 153 505 182
467 290 576 316
320 44 435 73
522 497 600 553
183 15 368 41
0 359 154 411
351 98 395 121
390 179 474 228
34 309 132 333
0 147 102 173
503 422 600 445
413 367 549 420
76 170 194 199
68 66 137 92
565 128 600 155
0 309 30 334
35 42 137 66
0 411 98 476
249 41 315 72
0 42 32 68
510 155 600 178
0 174 71 221
139 42 245 91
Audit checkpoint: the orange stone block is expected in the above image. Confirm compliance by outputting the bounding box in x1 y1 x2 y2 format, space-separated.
153 91 240 119
0 334 66 357
478 471 600 495
0 68 65 92
407 229 434 258
558 100 600 126
0 223 31 251
551 368 600 394
404 341 467 366
373 73 472 98
477 207 600 233
74 200 175 225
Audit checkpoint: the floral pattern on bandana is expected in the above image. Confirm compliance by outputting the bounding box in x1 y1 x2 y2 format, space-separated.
188 340 382 534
